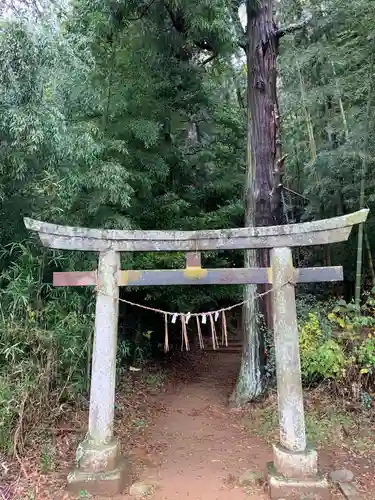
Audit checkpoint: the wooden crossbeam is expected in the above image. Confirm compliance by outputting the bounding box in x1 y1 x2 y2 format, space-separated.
53 266 343 287
53 271 96 287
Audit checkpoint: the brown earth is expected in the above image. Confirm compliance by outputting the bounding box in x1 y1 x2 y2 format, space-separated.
123 352 269 500
3 349 375 500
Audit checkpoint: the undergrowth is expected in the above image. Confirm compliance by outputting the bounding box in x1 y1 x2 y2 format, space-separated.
0 242 158 458
264 291 375 406
0 242 96 456
245 400 374 454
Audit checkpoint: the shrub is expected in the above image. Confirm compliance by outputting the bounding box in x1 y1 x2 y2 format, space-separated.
356 334 375 375
327 293 375 378
297 291 375 406
0 242 95 453
299 313 347 382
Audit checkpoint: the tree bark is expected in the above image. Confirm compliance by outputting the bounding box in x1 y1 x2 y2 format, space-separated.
230 0 282 406
249 6 282 227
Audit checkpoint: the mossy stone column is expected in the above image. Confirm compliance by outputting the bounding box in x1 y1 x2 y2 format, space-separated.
88 250 120 443
268 247 330 500
67 250 129 496
271 247 306 452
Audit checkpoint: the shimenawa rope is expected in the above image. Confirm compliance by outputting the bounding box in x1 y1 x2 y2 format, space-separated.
94 273 294 352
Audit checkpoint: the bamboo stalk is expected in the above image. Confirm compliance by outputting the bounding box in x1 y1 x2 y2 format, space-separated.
296 61 317 165
331 60 349 142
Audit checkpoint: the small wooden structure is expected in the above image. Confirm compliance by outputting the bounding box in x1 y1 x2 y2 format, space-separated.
24 209 368 499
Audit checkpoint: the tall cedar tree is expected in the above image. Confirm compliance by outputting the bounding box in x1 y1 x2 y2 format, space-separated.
230 0 308 405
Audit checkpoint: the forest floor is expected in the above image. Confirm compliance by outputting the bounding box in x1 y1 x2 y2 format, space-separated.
4 349 375 500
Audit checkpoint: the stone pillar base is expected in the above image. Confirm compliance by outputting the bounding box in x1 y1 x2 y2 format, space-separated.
273 443 318 479
267 463 331 500
67 458 130 496
67 439 131 497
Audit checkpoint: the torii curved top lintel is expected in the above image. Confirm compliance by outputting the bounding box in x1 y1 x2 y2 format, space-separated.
24 209 369 252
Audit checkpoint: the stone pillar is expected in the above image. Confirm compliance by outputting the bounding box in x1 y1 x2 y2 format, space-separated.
268 247 330 500
67 250 129 497
272 247 306 453
89 250 120 444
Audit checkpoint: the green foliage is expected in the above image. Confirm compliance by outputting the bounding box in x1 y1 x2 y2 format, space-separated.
357 335 375 375
0 0 247 450
116 330 153 375
294 292 375 402
40 442 56 473
360 391 373 410
279 0 375 278
143 371 167 389
0 242 94 453
78 491 91 499
304 409 355 447
307 339 347 379
327 292 375 376
299 313 347 381
247 404 361 449
328 300 374 334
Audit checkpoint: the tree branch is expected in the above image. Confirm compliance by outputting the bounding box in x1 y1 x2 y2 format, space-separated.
283 186 309 201
201 53 217 65
274 12 312 39
126 0 158 21
184 149 204 156
164 3 216 52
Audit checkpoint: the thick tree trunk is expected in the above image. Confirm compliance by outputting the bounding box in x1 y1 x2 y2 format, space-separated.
250 6 281 227
231 0 282 406
230 40 261 406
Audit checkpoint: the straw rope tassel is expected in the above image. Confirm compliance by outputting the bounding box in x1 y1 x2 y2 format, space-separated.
180 314 184 351
180 315 190 351
221 313 224 346
221 310 228 347
214 321 220 348
209 313 218 350
184 316 190 351
164 313 169 353
196 315 204 349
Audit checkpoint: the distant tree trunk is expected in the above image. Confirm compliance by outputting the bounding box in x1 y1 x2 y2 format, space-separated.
365 230 375 287
230 0 282 406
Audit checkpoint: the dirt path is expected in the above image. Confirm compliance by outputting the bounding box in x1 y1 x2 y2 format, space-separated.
124 352 270 500
8 349 373 499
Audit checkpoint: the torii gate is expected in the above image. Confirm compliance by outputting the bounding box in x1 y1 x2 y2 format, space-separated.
24 209 368 499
